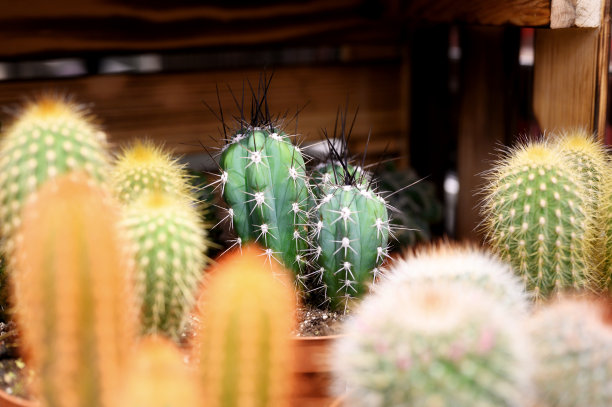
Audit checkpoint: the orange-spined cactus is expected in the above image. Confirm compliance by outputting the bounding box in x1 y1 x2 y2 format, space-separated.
12 172 136 407
119 335 201 407
195 244 296 407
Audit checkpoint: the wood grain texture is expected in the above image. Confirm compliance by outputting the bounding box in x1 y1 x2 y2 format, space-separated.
0 65 404 161
550 0 602 28
533 28 605 136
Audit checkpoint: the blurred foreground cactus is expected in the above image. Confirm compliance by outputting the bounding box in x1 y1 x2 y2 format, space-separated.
12 173 136 407
332 279 532 407
528 296 612 407
481 139 596 301
195 244 295 407
0 96 110 254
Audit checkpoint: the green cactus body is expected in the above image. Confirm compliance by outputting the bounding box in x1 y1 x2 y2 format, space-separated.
0 97 110 253
528 297 612 407
332 280 532 407
311 162 369 198
481 141 595 301
219 127 310 275
311 183 389 311
13 173 136 407
112 139 192 204
123 192 207 340
603 170 612 291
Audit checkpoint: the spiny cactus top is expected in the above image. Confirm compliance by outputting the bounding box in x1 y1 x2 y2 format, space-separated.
0 96 110 252
122 191 208 340
111 139 193 204
481 140 596 301
528 296 612 407
13 172 136 407
332 280 533 407
384 243 530 313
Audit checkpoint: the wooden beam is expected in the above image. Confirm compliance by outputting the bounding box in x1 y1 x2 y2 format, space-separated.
0 64 404 161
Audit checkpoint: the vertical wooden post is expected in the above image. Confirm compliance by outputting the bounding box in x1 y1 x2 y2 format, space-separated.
456 27 520 241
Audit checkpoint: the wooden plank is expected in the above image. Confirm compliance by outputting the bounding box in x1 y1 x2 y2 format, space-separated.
456 27 520 241
551 0 603 28
0 65 404 162
403 0 551 26
533 26 609 137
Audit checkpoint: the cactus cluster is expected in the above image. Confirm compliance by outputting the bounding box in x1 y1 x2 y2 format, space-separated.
0 96 111 255
195 244 296 407
332 278 532 407
528 296 612 407
12 173 136 407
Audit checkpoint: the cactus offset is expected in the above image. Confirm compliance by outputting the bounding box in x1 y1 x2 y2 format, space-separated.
528 296 612 407
0 96 110 254
119 336 201 407
481 139 596 301
122 191 207 340
196 244 295 407
111 139 193 204
332 280 532 407
384 243 530 313
12 173 136 407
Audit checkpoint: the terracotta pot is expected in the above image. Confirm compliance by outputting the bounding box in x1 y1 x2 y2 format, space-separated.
0 389 33 407
292 334 341 407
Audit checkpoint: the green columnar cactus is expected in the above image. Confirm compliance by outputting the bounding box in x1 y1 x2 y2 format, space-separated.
218 126 310 275
196 244 295 407
310 162 369 198
384 243 530 313
12 173 136 407
481 140 595 301
0 97 110 254
122 191 207 340
528 297 612 407
111 139 193 204
603 169 612 291
332 280 532 407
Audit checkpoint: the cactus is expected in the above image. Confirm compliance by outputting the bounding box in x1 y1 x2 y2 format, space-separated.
122 191 207 340
528 296 612 407
602 170 612 291
481 139 596 301
0 96 110 254
384 243 530 313
119 335 201 407
310 162 369 198
12 172 136 407
195 244 295 407
111 139 193 204
210 81 310 276
332 280 532 407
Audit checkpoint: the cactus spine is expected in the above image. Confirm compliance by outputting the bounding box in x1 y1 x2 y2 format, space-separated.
122 191 207 340
12 173 136 407
528 297 612 407
332 280 532 407
111 139 193 204
0 96 110 253
481 139 595 301
196 244 295 407
384 243 530 313
119 336 201 407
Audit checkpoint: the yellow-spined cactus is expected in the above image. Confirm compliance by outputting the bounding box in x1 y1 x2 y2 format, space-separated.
119 335 201 407
12 172 136 407
111 139 192 204
195 244 296 407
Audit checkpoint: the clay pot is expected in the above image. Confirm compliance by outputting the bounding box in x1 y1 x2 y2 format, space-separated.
292 334 341 407
0 389 33 407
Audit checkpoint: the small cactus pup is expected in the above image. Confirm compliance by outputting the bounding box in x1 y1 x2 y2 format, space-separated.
0 95 111 254
481 138 596 301
119 335 201 407
111 139 193 204
12 172 136 407
307 123 391 312
384 242 530 313
195 244 296 407
122 191 208 341
332 280 533 407
528 296 612 407
211 78 310 276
